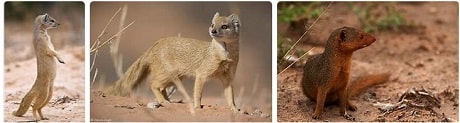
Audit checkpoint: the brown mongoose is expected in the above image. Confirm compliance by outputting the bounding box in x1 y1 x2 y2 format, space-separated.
105 12 240 111
301 26 390 120
12 13 65 121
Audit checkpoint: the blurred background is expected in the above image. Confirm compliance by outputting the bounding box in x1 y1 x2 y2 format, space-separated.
5 2 84 64
90 2 272 111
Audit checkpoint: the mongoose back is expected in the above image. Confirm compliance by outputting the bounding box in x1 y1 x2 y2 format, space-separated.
301 26 390 120
105 12 240 111
12 13 65 121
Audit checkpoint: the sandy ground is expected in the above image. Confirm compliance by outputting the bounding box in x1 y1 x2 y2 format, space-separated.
277 2 458 122
90 2 272 122
4 47 85 122
90 91 270 122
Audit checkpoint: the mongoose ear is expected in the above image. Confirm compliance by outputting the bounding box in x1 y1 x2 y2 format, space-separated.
338 29 346 42
213 12 220 21
229 14 240 33
43 13 49 22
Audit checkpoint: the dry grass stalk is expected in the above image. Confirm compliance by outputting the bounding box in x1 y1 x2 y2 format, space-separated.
278 47 315 75
90 6 134 88
111 5 128 78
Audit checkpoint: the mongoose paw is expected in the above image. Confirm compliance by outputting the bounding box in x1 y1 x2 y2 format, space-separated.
170 99 183 103
231 107 240 113
41 117 49 120
194 105 204 109
312 114 321 120
348 104 357 111
58 60 65 64
343 113 355 121
147 102 163 109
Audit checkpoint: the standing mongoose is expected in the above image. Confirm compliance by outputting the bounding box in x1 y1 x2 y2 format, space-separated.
105 12 240 111
301 26 390 120
12 13 65 121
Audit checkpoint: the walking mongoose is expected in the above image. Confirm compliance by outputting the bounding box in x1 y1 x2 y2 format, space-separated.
12 13 65 121
105 12 240 111
301 26 390 120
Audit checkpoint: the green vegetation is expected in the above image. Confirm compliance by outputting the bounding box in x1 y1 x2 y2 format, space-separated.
278 2 324 23
349 3 414 33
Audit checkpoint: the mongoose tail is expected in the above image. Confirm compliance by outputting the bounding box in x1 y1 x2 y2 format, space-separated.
104 43 158 96
348 73 390 97
12 92 35 116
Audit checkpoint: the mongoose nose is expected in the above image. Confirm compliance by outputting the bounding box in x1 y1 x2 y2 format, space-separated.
211 29 217 34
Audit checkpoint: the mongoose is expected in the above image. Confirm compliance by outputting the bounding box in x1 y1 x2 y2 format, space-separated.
301 26 390 120
105 12 240 111
12 13 65 121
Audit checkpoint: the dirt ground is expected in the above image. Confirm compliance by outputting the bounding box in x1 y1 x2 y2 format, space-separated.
90 91 270 122
90 2 272 122
277 2 458 122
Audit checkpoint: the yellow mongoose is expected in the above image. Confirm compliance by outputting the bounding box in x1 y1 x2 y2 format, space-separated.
12 13 65 121
105 12 240 111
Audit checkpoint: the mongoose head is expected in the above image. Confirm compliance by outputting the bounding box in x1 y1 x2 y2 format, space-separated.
330 26 376 53
35 13 60 29
209 12 240 43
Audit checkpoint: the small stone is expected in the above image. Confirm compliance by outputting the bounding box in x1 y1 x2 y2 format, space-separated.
260 113 270 118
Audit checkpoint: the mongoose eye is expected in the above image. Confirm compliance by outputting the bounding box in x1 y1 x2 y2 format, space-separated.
221 25 228 29
50 20 55 22
211 24 214 28
360 35 364 40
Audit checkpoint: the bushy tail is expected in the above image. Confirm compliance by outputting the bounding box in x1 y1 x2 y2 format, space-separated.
105 42 160 96
348 73 391 97
12 92 35 117
104 55 150 97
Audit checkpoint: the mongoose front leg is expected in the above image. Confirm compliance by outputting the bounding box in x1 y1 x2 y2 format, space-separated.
45 48 65 64
312 87 328 120
220 77 237 112
193 76 207 108
339 87 355 121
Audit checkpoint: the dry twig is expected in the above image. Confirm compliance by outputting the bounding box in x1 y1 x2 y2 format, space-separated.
278 2 332 74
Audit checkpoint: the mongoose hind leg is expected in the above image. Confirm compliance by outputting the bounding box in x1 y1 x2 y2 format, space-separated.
347 100 357 111
219 77 237 112
36 84 53 112
32 108 39 121
172 77 191 102
37 108 49 120
150 81 170 104
31 90 50 121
